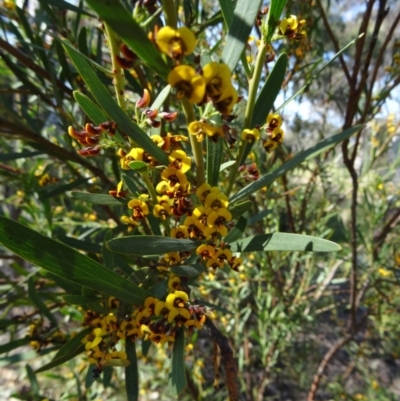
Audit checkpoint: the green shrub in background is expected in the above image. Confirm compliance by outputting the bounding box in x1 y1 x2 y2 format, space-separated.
0 0 399 400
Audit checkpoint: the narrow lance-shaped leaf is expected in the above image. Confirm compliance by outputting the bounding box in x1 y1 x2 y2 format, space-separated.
230 233 341 253
0 337 31 354
168 327 187 397
69 191 128 206
277 35 362 112
151 85 171 111
224 216 247 243
84 0 169 79
39 177 90 200
35 328 92 373
73 91 107 124
125 339 139 401
169 264 206 277
252 53 288 127
230 125 362 203
63 40 169 165
222 0 263 71
206 136 224 186
107 236 198 255
0 151 44 162
28 277 58 327
0 217 150 305
265 0 288 43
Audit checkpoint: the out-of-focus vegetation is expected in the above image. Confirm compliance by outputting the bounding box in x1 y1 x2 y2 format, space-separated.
0 0 399 400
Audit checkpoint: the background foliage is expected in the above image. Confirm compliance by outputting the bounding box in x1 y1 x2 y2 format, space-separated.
0 0 400 400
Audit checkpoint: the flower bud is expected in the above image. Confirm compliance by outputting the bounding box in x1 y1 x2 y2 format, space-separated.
159 111 178 122
136 89 151 108
85 123 102 136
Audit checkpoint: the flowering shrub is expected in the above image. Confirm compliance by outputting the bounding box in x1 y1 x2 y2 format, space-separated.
1 0 399 400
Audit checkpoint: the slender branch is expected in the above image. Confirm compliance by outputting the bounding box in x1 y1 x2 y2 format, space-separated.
362 9 400 121
205 319 240 401
315 0 352 85
307 314 368 401
226 41 268 196
161 0 177 28
104 24 126 110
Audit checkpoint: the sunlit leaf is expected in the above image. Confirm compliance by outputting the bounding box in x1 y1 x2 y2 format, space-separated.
222 0 263 71
230 125 362 203
230 233 341 253
107 236 198 255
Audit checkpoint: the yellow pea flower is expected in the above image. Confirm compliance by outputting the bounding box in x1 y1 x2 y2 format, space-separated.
241 128 260 143
156 26 197 60
202 62 233 99
168 65 205 104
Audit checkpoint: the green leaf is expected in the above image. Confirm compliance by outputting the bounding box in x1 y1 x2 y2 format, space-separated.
229 200 253 219
63 40 169 165
73 91 108 124
200 49 212 67
265 0 288 43
0 319 20 328
0 151 44 162
69 191 128 206
128 161 148 171
0 338 31 354
103 230 114 270
151 85 171 111
28 277 58 327
252 53 288 126
206 136 224 186
0 348 56 367
222 0 263 71
220 160 236 172
248 209 272 225
35 328 92 373
39 177 90 200
0 217 150 305
230 233 341 253
168 327 187 397
125 339 139 401
103 366 113 388
224 216 247 243
230 125 362 203
56 235 102 253
169 264 206 277
107 236 198 255
47 0 95 16
217 0 235 27
277 35 362 112
85 365 97 389
84 0 169 79
26 365 40 395
62 295 100 305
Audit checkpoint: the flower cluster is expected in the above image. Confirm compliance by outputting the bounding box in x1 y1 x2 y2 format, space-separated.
279 15 306 40
26 319 65 351
67 122 116 156
82 290 214 372
263 113 285 152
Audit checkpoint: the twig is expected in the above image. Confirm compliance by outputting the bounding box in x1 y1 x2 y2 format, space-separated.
205 319 240 401
315 0 352 85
